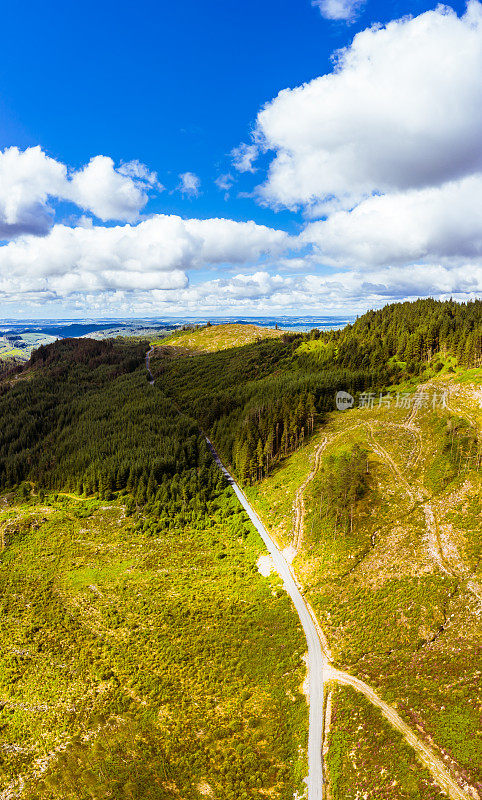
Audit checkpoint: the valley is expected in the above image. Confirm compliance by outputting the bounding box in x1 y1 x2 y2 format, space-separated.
0 299 480 800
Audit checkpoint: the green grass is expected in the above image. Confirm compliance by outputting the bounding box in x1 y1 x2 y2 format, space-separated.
249 378 482 788
0 492 307 800
156 323 284 353
326 684 446 800
453 366 482 384
63 560 136 590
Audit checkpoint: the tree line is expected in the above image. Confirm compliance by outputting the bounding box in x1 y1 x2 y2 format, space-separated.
0 338 224 521
308 298 482 373
152 299 481 485
0 298 478 496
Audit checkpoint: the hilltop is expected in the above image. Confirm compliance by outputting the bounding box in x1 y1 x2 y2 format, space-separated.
156 323 284 353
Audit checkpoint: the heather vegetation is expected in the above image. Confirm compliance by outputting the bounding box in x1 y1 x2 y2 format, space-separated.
0 493 306 800
155 322 284 352
250 380 481 795
0 299 480 799
326 685 447 800
0 338 307 799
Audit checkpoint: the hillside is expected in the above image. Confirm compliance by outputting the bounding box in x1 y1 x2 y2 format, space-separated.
250 372 481 799
156 323 284 353
0 301 480 800
0 338 307 800
150 300 481 800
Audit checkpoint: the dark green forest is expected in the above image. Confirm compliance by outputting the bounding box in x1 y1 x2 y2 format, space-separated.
0 298 479 497
311 297 481 371
0 338 223 526
152 299 481 484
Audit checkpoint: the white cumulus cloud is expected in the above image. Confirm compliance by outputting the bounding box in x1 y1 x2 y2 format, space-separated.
66 156 151 223
255 2 482 211
0 146 67 238
303 173 482 267
126 263 482 316
0 147 159 239
0 215 290 304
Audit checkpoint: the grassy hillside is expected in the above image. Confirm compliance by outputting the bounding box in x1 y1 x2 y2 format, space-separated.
155 323 284 352
249 372 481 798
0 338 307 800
325 685 446 800
150 302 481 799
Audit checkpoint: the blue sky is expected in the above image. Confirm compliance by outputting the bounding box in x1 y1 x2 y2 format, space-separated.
0 0 479 317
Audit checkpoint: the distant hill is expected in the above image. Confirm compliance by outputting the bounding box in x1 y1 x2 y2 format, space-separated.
158 323 284 352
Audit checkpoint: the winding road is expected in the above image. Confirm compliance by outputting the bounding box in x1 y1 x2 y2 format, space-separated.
146 348 473 800
145 348 324 799
146 347 155 384
205 438 325 800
